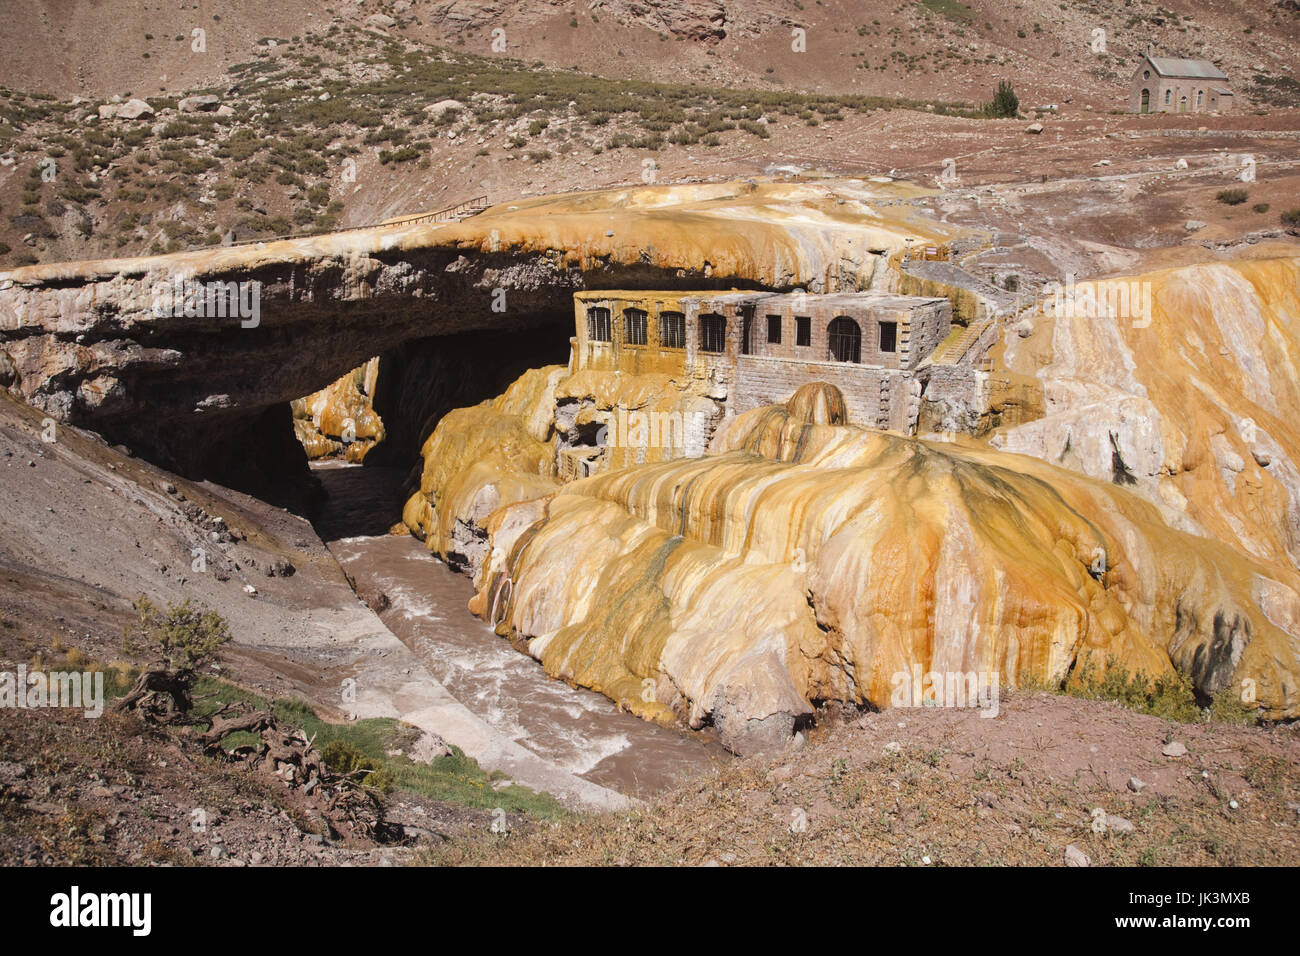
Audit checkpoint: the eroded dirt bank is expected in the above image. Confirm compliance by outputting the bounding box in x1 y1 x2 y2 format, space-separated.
0 390 653 812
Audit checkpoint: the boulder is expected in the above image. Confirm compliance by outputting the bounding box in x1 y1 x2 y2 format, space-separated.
1064 844 1091 867
424 98 464 119
1105 814 1135 833
178 95 220 113
1026 122 1044 134
365 13 397 29
115 99 154 120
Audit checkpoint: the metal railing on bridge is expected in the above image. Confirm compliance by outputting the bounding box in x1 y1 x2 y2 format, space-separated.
217 195 490 249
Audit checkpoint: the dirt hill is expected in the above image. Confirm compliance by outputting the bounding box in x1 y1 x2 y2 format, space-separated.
4 0 1298 106
1 5 1298 273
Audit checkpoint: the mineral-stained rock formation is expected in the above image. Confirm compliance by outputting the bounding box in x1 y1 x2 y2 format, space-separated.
0 179 953 499
291 358 386 462
392 253 1300 752
992 254 1300 573
403 364 1300 753
402 365 565 570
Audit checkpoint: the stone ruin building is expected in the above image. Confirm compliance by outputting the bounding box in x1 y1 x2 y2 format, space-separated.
558 289 991 478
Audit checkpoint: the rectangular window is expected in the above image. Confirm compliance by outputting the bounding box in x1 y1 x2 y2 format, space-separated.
587 307 611 342
767 314 782 344
699 313 726 354
879 320 897 353
741 313 753 355
659 311 685 348
624 308 647 346
795 316 811 347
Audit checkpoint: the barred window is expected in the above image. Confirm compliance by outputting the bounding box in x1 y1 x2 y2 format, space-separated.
828 317 861 363
767 314 782 344
587 307 611 342
795 315 811 347
699 313 726 353
659 311 685 348
624 308 648 346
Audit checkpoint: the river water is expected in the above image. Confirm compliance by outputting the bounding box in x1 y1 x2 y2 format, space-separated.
312 461 725 798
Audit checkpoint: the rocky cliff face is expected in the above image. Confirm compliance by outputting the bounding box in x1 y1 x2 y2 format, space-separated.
992 254 1300 573
0 179 948 498
402 353 1300 753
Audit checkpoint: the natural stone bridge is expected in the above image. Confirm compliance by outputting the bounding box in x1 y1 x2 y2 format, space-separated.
0 178 956 502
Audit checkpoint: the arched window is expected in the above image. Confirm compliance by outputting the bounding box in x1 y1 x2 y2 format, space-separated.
699 313 726 353
1196 89 1204 108
624 308 647 346
1140 89 1150 113
828 317 861 363
1164 89 1172 106
659 311 685 348
587 307 611 342
1179 94 1187 112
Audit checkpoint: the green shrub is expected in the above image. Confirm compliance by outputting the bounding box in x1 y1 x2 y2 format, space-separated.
1216 188 1248 205
378 145 420 164
985 79 1019 118
1062 658 1199 722
321 740 395 794
122 596 231 671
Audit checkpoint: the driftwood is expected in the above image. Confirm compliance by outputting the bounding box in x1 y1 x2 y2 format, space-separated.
196 705 275 747
197 701 385 841
116 671 392 842
112 668 195 722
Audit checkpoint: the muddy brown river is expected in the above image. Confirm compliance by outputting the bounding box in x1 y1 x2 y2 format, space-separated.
313 461 725 798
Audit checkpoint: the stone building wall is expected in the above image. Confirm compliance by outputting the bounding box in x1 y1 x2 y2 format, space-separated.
572 289 950 432
1129 63 1234 114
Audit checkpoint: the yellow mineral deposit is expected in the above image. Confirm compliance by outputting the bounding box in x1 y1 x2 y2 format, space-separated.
398 254 1300 754
993 254 1300 572
402 365 563 560
445 180 954 291
291 357 386 462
